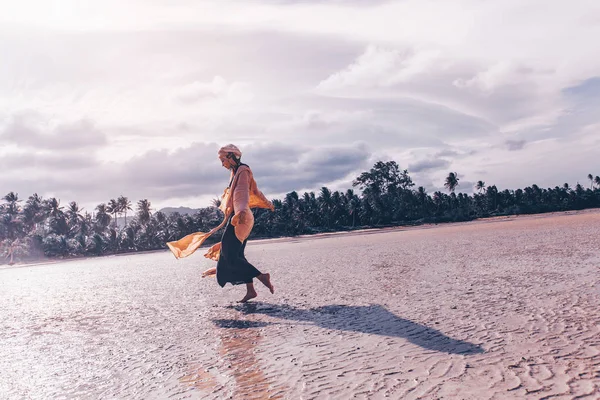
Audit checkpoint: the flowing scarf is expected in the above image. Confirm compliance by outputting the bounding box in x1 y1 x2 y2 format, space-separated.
166 165 273 260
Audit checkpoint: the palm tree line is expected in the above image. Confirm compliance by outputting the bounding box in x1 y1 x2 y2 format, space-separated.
2 161 600 263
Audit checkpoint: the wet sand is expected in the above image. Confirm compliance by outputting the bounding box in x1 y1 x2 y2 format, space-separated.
1 210 600 399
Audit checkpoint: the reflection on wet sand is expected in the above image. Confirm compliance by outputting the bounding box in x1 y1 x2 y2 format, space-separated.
178 364 219 392
179 319 283 399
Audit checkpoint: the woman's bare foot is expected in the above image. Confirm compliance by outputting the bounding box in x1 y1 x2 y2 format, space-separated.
201 267 216 278
257 273 275 294
239 288 257 303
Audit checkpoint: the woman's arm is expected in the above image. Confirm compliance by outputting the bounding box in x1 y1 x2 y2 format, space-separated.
232 169 251 225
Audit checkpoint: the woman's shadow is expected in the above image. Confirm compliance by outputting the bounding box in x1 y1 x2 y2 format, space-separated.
214 303 484 355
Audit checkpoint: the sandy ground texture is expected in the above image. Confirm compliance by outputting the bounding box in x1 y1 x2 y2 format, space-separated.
1 210 600 399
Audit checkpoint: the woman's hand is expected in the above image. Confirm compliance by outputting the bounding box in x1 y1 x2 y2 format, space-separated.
231 210 249 226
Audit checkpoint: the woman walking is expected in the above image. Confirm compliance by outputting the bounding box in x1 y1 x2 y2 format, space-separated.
167 144 275 302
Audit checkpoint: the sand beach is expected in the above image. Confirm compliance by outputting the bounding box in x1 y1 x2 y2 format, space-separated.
1 210 599 399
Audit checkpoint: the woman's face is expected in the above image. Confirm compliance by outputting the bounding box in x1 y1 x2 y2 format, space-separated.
219 154 234 170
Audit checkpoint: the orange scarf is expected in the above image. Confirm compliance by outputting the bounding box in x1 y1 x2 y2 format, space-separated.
166 165 273 260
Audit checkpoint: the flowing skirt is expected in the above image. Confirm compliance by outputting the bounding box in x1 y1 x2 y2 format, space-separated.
216 216 261 287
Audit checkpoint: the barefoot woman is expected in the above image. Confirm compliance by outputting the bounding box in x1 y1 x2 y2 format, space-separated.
167 144 275 302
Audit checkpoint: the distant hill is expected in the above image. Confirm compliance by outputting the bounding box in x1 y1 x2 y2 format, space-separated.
158 207 202 216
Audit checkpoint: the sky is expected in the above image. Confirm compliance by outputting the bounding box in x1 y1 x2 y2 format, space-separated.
1 0 600 213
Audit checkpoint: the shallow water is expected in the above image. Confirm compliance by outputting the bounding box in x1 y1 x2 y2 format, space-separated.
0 252 226 399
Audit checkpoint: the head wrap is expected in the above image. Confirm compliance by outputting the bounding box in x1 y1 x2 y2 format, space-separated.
218 144 242 159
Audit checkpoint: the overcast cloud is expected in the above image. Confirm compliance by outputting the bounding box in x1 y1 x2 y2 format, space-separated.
0 0 599 211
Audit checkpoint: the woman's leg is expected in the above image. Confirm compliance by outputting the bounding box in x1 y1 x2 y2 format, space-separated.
239 282 258 303
239 239 274 295
257 273 275 294
217 221 261 287
218 221 274 301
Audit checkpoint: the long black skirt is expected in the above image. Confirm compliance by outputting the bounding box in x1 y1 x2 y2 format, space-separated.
216 217 261 287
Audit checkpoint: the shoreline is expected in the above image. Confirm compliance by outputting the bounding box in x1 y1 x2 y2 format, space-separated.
3 207 599 270
249 207 600 244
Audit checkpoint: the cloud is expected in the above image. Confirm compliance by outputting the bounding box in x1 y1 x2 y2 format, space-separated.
1 114 108 151
408 158 451 173
563 76 600 101
317 45 440 91
0 140 372 210
269 95 497 150
0 141 224 207
458 180 475 194
505 139 526 151
453 63 549 94
0 0 599 209
0 153 98 171
174 76 253 104
316 44 567 132
434 149 478 158
242 142 372 193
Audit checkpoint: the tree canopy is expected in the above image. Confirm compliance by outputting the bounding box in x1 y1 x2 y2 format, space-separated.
1 163 599 263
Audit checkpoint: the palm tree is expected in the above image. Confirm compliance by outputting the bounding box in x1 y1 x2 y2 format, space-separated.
486 185 499 212
4 158 600 260
282 191 303 233
87 233 106 256
444 172 460 193
107 198 119 228
433 191 444 213
94 203 112 232
23 193 44 231
475 180 486 193
318 187 333 229
117 195 133 226
153 211 170 242
44 197 64 219
2 192 24 241
137 199 152 225
330 191 345 228
345 189 361 227
3 192 21 215
43 198 68 236
301 191 319 227
66 201 84 236
80 212 93 237
416 186 428 218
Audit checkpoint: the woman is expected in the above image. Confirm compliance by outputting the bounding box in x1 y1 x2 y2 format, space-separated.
167 144 274 302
